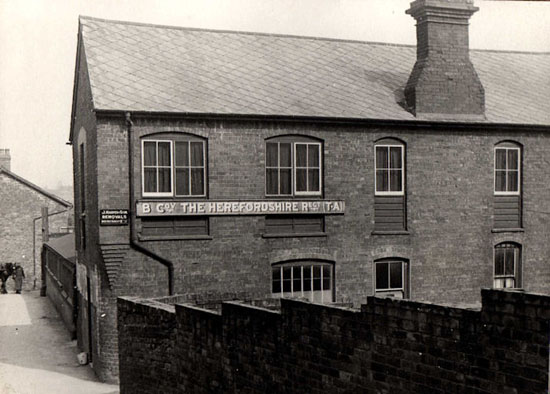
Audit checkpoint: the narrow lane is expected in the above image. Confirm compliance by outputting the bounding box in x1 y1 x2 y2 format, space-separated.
0 291 118 394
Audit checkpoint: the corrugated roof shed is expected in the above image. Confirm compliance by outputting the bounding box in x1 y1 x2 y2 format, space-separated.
78 16 550 125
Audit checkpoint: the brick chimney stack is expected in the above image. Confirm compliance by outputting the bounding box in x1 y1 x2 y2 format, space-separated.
404 0 485 119
0 149 11 171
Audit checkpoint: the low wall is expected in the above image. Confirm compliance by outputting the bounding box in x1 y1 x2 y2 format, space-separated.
118 289 550 394
44 247 75 337
117 298 177 394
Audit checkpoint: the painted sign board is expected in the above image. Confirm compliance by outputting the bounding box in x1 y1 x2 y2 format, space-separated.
136 200 345 216
100 209 129 226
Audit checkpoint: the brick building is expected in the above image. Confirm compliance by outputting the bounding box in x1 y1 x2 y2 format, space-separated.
69 0 550 382
0 149 72 291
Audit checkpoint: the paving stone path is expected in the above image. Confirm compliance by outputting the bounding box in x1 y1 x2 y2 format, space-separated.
0 291 118 394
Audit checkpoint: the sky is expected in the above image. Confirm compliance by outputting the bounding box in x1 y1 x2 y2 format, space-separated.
0 0 549 190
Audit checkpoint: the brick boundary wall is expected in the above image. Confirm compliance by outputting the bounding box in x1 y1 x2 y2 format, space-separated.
118 289 550 394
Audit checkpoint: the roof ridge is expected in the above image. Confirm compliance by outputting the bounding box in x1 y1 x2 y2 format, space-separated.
78 15 416 48
79 15 550 55
0 167 72 208
471 48 550 55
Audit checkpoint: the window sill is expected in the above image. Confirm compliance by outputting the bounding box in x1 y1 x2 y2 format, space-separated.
371 230 409 236
262 232 327 239
491 228 524 233
138 235 212 241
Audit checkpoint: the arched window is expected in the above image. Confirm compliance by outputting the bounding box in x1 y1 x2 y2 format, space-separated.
493 141 522 229
141 133 207 198
494 242 522 289
375 138 405 195
140 133 208 239
271 260 333 303
373 138 407 232
494 142 521 195
265 135 322 197
374 258 409 299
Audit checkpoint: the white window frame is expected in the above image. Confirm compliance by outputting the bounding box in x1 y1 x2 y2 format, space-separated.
174 140 207 197
374 144 405 196
271 262 333 303
494 146 521 196
265 142 293 197
294 142 322 196
142 140 173 197
375 261 404 292
265 140 322 197
493 243 521 289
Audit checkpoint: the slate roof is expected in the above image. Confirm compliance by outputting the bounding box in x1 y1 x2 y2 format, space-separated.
77 16 550 125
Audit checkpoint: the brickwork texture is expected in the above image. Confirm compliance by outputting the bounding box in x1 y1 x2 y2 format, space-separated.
118 289 550 394
79 114 550 382
0 172 70 291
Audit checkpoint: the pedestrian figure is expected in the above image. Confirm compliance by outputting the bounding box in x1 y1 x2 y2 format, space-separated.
13 263 25 294
0 263 14 294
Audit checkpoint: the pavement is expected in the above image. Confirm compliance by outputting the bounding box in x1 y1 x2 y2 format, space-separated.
0 289 119 394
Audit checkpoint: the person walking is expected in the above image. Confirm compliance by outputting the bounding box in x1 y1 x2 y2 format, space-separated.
13 263 25 294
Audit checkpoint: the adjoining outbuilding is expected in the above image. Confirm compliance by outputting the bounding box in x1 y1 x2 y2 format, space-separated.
0 149 73 292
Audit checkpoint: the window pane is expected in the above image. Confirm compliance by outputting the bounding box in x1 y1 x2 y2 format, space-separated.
158 142 171 166
376 263 389 290
280 143 291 167
175 168 190 195
280 169 292 195
296 144 307 167
495 248 504 276
376 147 388 169
308 169 320 192
495 171 506 192
390 263 403 289
158 168 171 193
272 268 281 293
303 266 311 291
508 150 518 170
175 141 189 167
266 169 279 194
191 168 204 195
144 142 156 166
296 169 307 192
191 142 204 166
495 149 506 170
507 171 518 192
390 147 402 169
390 170 402 192
504 249 515 276
283 267 292 293
313 266 321 291
322 265 331 290
144 168 157 193
293 266 302 292
308 145 319 167
266 143 278 167
376 170 388 192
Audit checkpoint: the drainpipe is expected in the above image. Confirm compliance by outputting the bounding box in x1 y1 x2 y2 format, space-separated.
33 207 72 293
125 112 174 295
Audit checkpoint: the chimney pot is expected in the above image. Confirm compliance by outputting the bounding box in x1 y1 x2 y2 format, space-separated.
0 149 11 171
